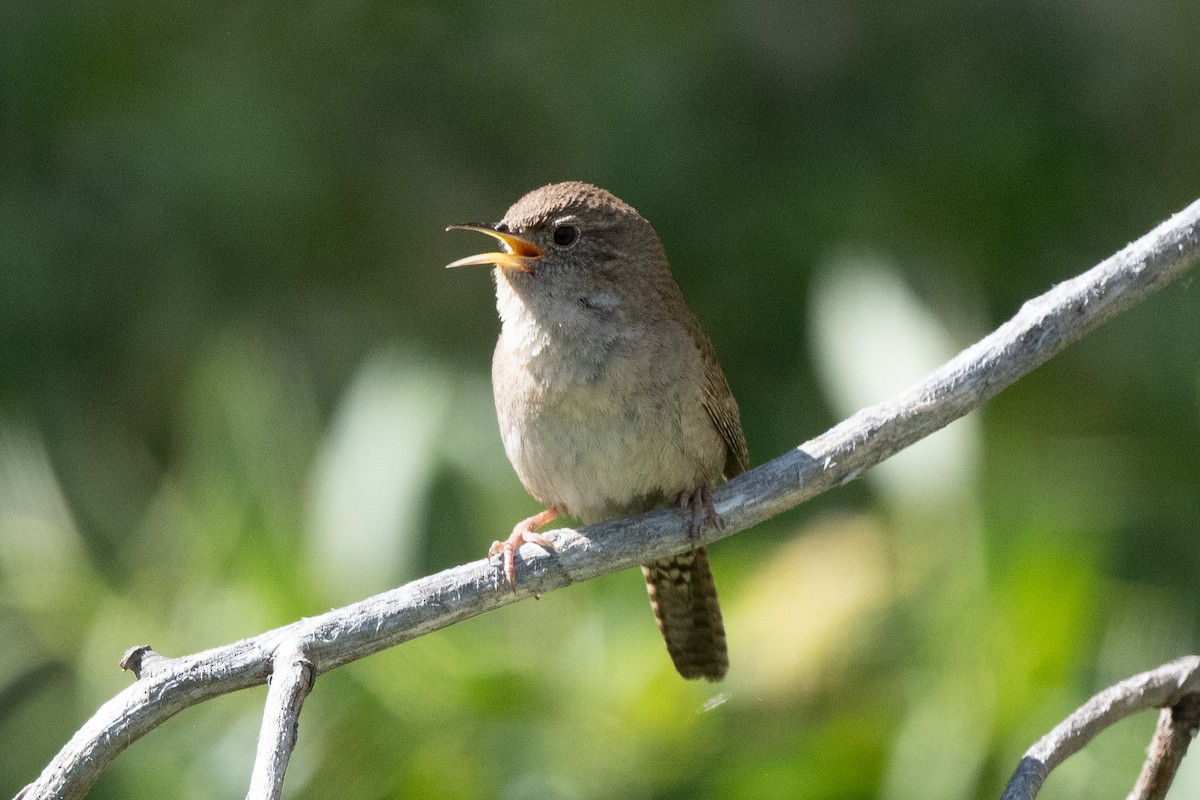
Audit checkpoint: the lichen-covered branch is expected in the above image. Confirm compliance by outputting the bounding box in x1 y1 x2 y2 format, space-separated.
17 198 1200 800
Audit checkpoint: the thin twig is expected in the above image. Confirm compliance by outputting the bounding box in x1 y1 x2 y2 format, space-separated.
1001 657 1200 800
1127 693 1200 800
17 198 1200 800
245 645 316 800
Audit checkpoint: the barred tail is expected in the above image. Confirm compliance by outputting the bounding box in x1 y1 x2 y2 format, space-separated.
642 547 728 681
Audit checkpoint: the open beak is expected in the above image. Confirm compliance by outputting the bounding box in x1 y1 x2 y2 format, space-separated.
445 224 545 273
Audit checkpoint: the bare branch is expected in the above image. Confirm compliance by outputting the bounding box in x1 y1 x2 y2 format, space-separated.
1127 693 1200 800
1001 657 1200 800
17 198 1200 800
246 645 316 800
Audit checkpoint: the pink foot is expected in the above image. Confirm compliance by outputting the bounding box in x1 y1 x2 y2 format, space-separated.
489 508 559 588
677 482 717 541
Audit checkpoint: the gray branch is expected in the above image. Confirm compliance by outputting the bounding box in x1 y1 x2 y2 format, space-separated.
1126 693 1200 800
1001 657 1200 800
246 645 315 800
16 198 1200 800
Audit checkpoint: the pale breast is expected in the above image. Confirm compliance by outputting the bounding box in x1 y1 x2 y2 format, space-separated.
492 319 726 525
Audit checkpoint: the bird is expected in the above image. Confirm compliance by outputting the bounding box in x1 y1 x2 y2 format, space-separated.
446 181 748 681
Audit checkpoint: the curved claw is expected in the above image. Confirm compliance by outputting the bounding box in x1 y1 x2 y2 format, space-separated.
490 508 559 589
677 482 718 541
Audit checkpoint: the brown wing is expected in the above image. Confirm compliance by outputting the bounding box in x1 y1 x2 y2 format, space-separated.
681 309 748 478
699 338 749 478
657 277 749 480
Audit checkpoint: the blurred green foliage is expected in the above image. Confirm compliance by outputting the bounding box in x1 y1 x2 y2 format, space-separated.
3 1 1200 798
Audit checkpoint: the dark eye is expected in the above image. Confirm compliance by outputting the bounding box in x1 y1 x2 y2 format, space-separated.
552 225 579 247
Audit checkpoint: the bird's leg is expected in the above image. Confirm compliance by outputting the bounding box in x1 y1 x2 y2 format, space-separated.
489 507 559 589
676 481 718 544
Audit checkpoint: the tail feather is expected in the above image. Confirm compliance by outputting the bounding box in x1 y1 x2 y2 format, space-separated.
642 548 728 681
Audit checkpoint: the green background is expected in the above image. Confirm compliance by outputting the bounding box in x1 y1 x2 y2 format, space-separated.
4 1 1200 798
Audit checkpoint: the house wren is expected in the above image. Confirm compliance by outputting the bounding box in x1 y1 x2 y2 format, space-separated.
446 182 748 681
